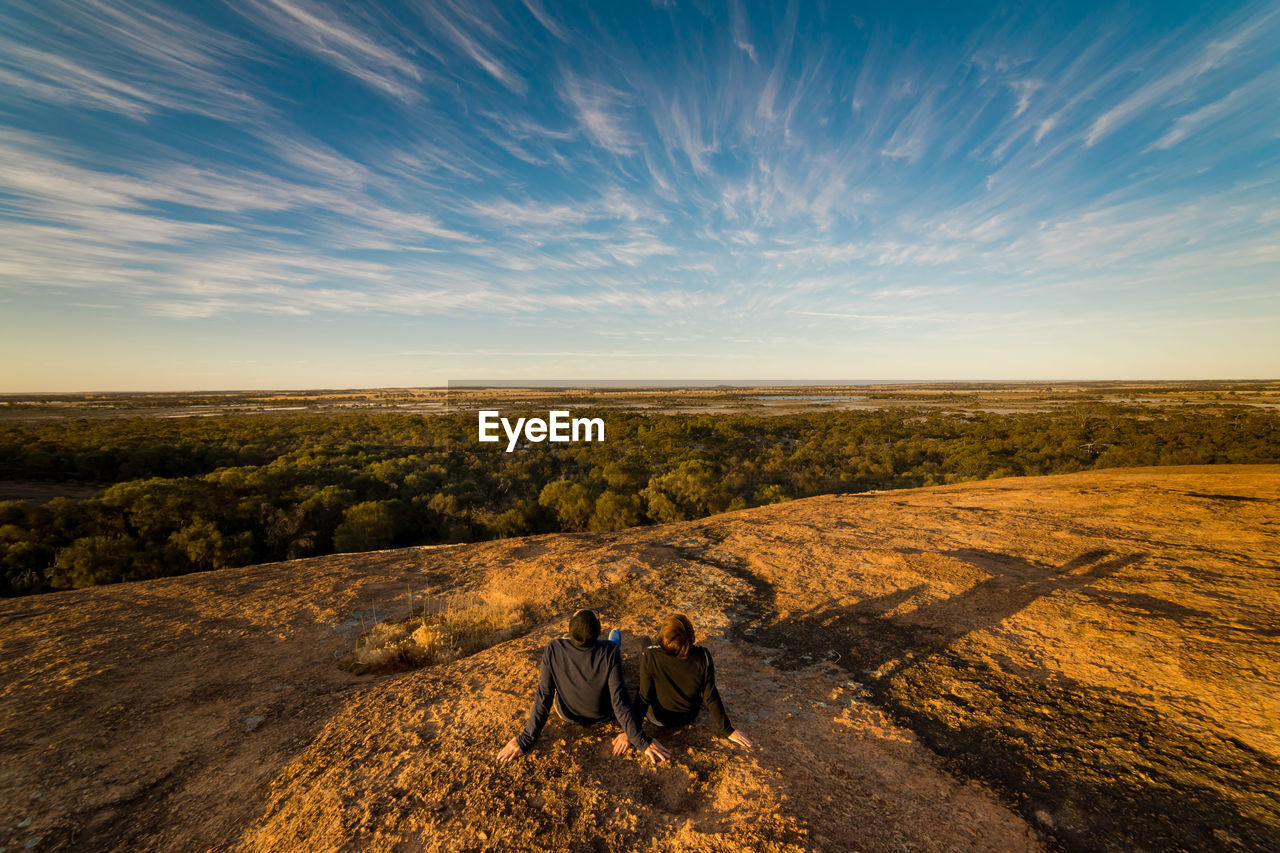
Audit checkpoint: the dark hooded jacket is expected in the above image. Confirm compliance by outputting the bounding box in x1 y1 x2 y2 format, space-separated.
516 637 650 752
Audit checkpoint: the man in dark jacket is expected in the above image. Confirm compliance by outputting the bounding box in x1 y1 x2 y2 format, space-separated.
496 610 670 764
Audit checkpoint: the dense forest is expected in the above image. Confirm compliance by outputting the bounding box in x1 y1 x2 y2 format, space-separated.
1 405 1276 595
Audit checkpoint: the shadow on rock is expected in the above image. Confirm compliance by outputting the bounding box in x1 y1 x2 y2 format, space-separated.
712 547 1280 852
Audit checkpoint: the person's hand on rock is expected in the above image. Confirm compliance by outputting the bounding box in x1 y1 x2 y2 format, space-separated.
496 737 524 763
644 740 671 764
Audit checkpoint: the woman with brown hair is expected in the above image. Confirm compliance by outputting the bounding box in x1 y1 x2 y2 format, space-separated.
616 613 753 751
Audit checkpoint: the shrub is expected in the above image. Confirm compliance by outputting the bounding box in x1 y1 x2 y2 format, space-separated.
339 595 535 675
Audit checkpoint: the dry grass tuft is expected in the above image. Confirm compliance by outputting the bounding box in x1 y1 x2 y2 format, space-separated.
340 593 535 675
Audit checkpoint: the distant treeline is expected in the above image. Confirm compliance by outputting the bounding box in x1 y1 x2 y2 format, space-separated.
1 406 1276 595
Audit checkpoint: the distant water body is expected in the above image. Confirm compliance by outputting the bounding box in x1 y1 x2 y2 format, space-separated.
448 380 951 388
748 395 868 401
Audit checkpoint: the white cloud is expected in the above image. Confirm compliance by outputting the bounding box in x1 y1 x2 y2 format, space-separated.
880 95 933 162
414 0 526 93
0 0 265 121
561 71 637 154
1085 6 1276 146
239 0 423 100
730 0 758 62
1007 79 1042 117
519 0 569 42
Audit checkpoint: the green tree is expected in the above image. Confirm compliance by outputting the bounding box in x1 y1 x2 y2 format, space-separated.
51 536 139 588
489 500 535 538
2 541 50 594
641 460 722 522
538 480 594 530
168 519 253 572
589 491 642 531
333 501 400 552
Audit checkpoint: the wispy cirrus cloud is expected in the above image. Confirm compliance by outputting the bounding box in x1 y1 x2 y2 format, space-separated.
238 0 424 100
1084 5 1278 146
0 0 265 120
879 94 935 162
412 0 527 94
560 71 637 155
1 0 1277 386
518 0 570 43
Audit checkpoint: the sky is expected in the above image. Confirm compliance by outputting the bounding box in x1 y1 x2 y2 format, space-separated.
0 0 1277 391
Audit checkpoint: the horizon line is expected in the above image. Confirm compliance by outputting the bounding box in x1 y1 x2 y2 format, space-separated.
4 378 1280 396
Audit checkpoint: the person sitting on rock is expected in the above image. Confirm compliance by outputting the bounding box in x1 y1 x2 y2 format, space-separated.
496 609 671 764
616 613 753 754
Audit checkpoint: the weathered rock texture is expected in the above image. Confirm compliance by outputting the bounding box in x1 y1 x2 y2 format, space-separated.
2 465 1277 851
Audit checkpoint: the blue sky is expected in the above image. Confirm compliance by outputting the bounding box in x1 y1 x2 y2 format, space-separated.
0 0 1277 390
